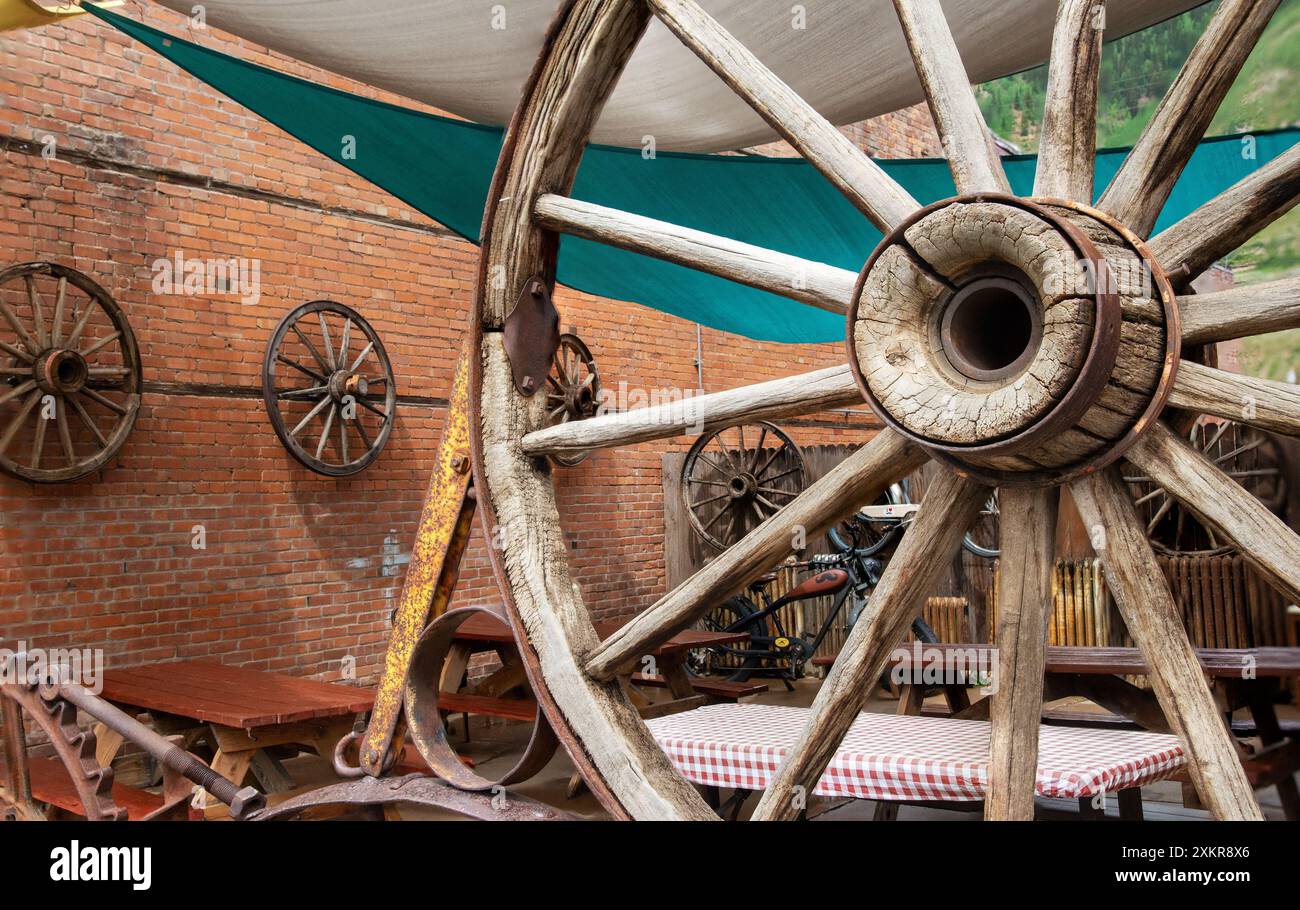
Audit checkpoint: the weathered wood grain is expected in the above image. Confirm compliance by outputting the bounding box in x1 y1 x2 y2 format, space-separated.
892 0 1012 195
584 429 927 681
1033 0 1105 202
521 363 862 459
1167 359 1300 439
648 0 918 231
1127 421 1300 602
1179 277 1300 346
1097 0 1280 238
475 0 715 820
534 194 856 314
1149 142 1300 283
1068 466 1262 820
985 486 1058 820
750 468 990 820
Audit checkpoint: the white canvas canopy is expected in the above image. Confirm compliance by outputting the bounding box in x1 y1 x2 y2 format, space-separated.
153 0 1205 152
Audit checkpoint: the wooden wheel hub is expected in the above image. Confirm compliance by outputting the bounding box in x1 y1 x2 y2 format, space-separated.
848 195 1179 483
35 348 88 395
332 370 368 401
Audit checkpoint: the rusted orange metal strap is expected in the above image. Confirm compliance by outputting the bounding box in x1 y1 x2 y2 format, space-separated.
360 349 475 776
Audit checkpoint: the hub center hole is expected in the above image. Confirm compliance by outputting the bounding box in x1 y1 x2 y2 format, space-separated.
939 276 1041 382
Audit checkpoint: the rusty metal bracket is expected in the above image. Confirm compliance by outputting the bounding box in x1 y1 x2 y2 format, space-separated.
503 277 559 396
359 346 476 776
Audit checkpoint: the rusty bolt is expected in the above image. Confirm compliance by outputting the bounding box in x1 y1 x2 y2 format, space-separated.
521 375 535 393
229 786 266 821
451 455 471 475
366 748 380 764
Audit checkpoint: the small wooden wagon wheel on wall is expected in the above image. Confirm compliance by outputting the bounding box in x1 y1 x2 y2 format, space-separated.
544 332 601 466
470 0 1300 820
263 300 397 477
0 261 141 483
682 421 807 549
1124 417 1287 556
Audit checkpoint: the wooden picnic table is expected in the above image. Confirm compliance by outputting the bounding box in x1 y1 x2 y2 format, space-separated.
870 643 1300 819
97 660 373 818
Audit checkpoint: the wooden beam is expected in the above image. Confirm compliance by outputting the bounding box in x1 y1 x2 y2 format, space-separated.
1148 138 1300 283
534 194 855 314
1167 359 1300 439
1033 0 1105 202
750 468 990 820
892 0 1011 195
985 486 1058 820
1179 277 1300 346
1126 420 1300 602
584 429 927 681
647 0 918 231
1097 0 1280 237
1068 466 1262 820
521 363 862 459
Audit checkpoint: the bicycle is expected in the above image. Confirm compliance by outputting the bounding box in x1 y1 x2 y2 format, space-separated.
828 481 1000 559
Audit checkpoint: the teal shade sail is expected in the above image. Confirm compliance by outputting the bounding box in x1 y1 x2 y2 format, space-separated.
89 5 1299 344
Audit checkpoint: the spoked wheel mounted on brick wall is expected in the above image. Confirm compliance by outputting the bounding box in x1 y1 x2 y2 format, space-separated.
263 300 397 476
470 0 1300 820
0 261 141 483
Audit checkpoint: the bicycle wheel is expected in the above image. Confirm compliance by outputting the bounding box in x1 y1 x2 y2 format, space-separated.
687 595 767 683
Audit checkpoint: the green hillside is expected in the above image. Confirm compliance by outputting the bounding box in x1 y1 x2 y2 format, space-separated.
976 0 1300 380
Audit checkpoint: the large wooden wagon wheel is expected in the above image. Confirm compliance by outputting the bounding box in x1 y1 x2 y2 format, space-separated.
0 262 141 483
263 300 397 476
1124 417 1287 555
472 0 1300 820
682 421 807 549
544 332 602 466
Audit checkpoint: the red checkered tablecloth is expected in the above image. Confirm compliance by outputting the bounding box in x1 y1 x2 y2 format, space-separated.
645 703 1185 801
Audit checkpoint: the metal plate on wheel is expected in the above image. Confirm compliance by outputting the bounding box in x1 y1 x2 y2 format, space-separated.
503 277 559 397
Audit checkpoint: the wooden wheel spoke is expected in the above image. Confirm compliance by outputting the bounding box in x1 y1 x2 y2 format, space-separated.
1098 0 1280 237
0 298 39 355
533 195 857 315
276 354 328 385
1179 277 1300 346
68 394 106 448
985 486 1058 820
690 491 729 509
0 390 42 456
56 403 75 466
63 300 97 351
339 318 352 368
79 387 126 417
291 323 332 375
1127 421 1300 601
645 0 918 231
751 468 990 820
350 414 372 451
747 426 768 472
0 379 36 409
358 396 389 421
1033 0 1105 201
1149 138 1300 283
277 385 328 401
585 429 926 681
290 396 332 437
79 331 122 359
50 276 67 347
892 0 1011 195
25 275 49 350
1069 465 1262 819
348 341 374 373
0 338 33 364
1167 360 1300 438
29 407 48 469
316 404 337 460
521 363 860 459
317 312 337 371
339 407 349 463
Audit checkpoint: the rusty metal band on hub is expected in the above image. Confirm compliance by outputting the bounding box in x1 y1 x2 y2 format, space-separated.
403 603 559 790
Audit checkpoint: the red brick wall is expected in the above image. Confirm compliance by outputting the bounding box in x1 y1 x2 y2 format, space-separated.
0 8 931 685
